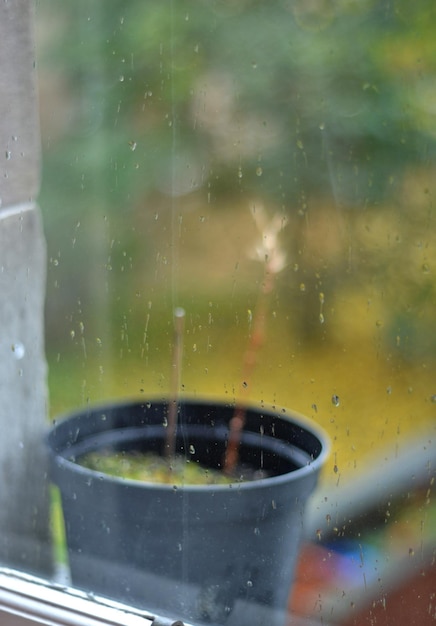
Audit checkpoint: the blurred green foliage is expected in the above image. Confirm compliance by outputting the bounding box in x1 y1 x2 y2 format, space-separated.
39 0 436 210
36 0 436 360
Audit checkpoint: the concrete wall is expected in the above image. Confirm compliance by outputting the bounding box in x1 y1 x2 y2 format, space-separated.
0 0 52 575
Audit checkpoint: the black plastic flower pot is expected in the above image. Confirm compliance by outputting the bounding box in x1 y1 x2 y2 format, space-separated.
47 398 329 626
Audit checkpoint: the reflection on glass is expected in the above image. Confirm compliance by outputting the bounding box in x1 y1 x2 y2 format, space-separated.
34 1 436 624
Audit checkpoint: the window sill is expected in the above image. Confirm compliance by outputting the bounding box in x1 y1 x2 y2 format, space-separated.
0 568 185 626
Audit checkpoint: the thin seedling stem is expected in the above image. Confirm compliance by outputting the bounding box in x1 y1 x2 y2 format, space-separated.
223 203 287 475
223 265 275 475
165 306 185 460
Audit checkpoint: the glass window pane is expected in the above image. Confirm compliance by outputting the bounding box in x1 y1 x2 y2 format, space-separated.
4 1 434 624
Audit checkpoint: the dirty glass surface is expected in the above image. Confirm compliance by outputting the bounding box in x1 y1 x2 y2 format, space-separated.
34 1 435 625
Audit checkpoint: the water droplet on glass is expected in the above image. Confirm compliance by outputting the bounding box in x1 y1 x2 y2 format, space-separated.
319 313 325 324
128 141 137 151
237 167 243 179
119 75 125 82
332 394 340 407
422 263 430 273
11 342 25 359
254 527 260 536
5 150 11 160
189 444 195 455
256 166 263 176
299 283 306 292
246 580 253 588
319 122 325 130
163 416 168 428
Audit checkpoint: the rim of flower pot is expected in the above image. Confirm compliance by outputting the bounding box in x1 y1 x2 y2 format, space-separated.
48 396 330 492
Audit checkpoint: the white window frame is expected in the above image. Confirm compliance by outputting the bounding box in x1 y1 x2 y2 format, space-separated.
0 568 188 626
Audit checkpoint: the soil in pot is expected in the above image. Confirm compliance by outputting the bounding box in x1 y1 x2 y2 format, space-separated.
78 449 269 485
